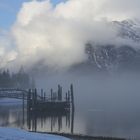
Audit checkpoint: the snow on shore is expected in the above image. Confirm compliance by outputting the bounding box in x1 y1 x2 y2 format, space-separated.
0 127 71 140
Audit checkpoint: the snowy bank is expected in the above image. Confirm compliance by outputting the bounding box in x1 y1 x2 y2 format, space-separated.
0 127 71 140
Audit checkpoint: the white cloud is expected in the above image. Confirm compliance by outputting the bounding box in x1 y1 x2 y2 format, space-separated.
1 0 140 70
0 30 17 69
55 0 140 21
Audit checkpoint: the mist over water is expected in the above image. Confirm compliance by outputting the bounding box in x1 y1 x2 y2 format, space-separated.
35 71 140 139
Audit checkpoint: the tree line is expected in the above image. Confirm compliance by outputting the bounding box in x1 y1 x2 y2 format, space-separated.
0 67 34 89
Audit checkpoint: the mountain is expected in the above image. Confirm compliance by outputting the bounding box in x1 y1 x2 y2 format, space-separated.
84 19 140 72
86 44 139 71
113 19 140 42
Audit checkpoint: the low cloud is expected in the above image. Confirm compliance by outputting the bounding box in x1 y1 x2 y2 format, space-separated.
0 0 140 70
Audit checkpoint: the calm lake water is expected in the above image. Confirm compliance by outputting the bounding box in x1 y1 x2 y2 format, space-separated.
0 74 140 140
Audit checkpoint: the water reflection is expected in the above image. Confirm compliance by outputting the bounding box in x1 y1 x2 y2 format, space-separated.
0 93 140 140
27 109 74 133
0 99 75 134
0 104 24 128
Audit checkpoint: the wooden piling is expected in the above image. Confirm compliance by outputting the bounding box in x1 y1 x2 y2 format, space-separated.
66 93 68 101
41 89 43 101
58 85 60 101
51 89 53 101
27 89 31 111
34 88 37 109
22 93 25 125
70 84 75 111
44 92 46 101
68 90 70 102
27 89 31 130
60 86 62 101
71 108 74 134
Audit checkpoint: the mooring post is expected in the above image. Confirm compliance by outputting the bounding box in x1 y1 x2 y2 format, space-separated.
70 84 75 111
27 89 31 111
22 93 25 125
41 89 43 101
58 85 60 101
68 90 70 102
32 89 34 110
44 92 46 101
66 92 68 101
71 108 74 134
51 89 53 101
27 89 32 130
60 86 62 101
53 92 55 101
32 89 36 110
23 93 24 110
34 88 37 109
53 92 54 101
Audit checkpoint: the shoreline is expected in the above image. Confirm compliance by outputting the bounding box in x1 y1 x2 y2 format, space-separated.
0 127 71 140
30 131 127 140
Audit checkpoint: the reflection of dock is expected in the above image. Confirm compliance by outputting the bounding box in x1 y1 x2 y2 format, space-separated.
27 109 74 133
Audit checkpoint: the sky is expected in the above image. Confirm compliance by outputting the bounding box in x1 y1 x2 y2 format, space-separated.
0 0 66 30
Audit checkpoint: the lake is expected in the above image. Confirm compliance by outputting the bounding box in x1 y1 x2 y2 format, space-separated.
0 74 140 140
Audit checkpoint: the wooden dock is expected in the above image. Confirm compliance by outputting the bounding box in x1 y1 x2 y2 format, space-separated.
0 84 75 112
27 84 74 112
26 84 75 132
